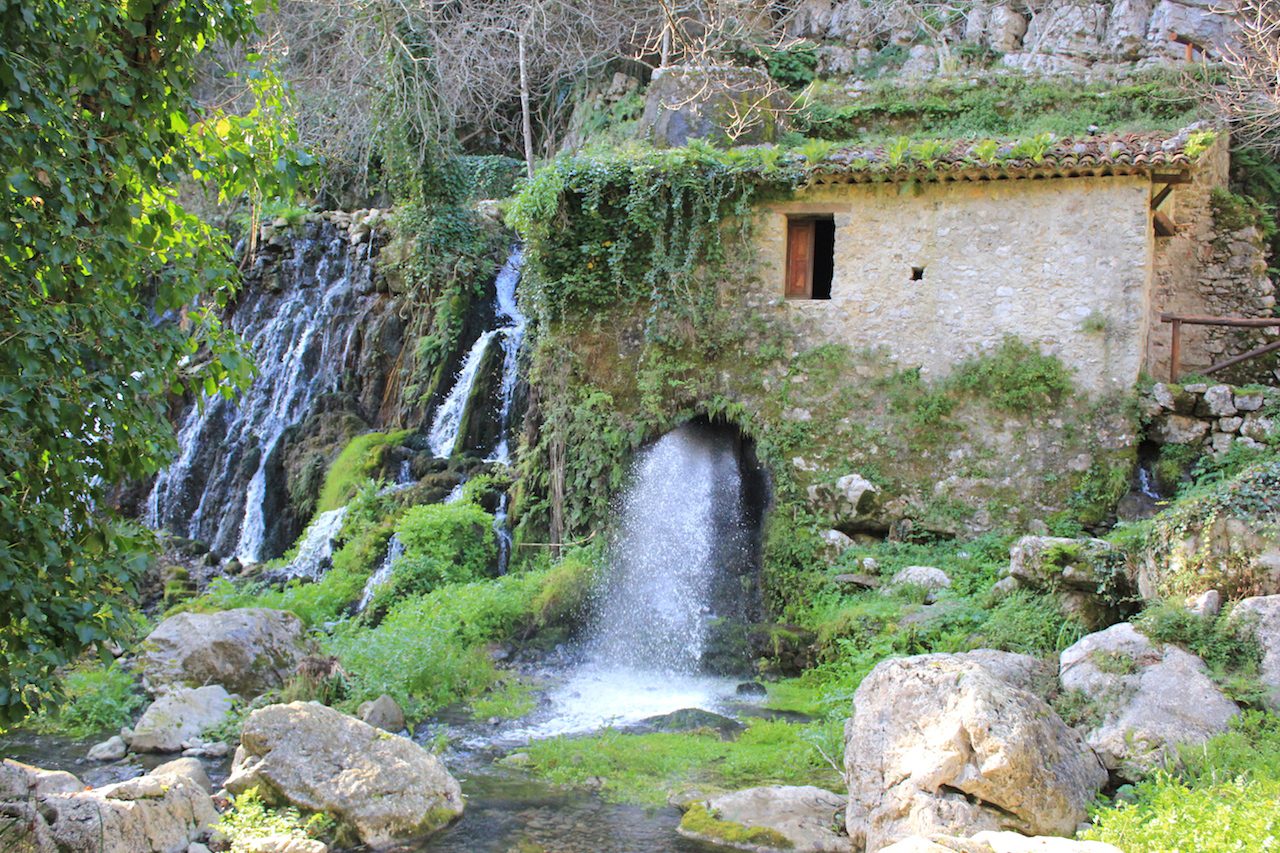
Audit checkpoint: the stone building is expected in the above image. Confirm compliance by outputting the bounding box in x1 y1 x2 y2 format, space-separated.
757 128 1274 394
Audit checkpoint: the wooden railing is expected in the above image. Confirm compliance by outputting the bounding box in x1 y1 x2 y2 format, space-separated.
1161 313 1280 381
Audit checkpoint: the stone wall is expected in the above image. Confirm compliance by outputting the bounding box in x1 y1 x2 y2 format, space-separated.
758 175 1153 395
1145 380 1279 456
785 0 1238 78
1147 138 1277 382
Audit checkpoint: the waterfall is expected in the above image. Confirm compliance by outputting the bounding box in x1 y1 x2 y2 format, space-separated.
523 421 758 736
487 248 526 466
427 330 498 458
146 222 372 562
278 506 348 582
587 423 748 672
356 534 404 612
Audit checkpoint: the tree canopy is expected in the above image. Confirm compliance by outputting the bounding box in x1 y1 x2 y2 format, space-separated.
0 0 310 724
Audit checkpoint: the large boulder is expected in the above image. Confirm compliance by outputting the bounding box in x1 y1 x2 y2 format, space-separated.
1058 623 1238 781
845 652 1105 851
1003 536 1130 629
1231 595 1280 710
0 759 217 853
130 685 233 753
139 608 307 696
677 786 847 852
225 702 463 847
638 65 790 148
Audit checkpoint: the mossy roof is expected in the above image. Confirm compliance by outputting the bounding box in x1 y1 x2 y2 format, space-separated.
808 125 1211 185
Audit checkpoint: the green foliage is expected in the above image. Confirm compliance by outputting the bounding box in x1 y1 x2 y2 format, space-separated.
1231 146 1280 263
27 660 143 738
520 718 843 807
1133 602 1263 704
948 337 1074 414
507 143 802 323
680 804 794 849
1140 456 1280 599
1084 712 1280 851
325 570 546 716
470 676 537 720
976 590 1087 655
759 42 819 90
0 1 313 723
217 787 335 853
376 502 498 605
795 72 1204 143
316 430 411 513
529 547 602 629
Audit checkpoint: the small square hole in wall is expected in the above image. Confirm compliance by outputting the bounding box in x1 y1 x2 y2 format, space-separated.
911 266 925 281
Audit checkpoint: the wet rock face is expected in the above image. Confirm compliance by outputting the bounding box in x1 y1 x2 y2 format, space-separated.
226 702 464 848
1058 622 1238 781
139 608 307 698
845 651 1106 851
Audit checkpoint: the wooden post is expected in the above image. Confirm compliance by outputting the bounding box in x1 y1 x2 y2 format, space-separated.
1169 319 1182 382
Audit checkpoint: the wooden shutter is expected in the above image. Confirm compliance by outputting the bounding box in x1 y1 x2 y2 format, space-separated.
786 219 815 299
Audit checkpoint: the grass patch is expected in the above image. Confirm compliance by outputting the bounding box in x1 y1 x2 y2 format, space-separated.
519 718 843 806
471 676 537 721
1133 602 1265 706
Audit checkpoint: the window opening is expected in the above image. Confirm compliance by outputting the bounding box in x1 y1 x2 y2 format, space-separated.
786 215 835 300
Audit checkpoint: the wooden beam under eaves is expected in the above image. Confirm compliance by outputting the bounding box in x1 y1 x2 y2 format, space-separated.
1153 209 1177 237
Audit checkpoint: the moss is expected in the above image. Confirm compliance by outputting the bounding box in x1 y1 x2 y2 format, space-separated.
679 804 794 849
316 430 412 513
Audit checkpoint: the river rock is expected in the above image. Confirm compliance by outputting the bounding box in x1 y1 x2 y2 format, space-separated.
885 566 951 602
131 685 233 753
152 757 212 794
1231 595 1280 710
1058 623 1238 781
845 653 1105 850
0 759 217 853
225 702 464 846
139 608 307 696
88 735 129 762
678 786 847 852
357 694 406 732
881 832 1123 852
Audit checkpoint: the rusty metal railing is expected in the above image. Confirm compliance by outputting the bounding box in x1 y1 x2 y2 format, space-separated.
1161 312 1280 381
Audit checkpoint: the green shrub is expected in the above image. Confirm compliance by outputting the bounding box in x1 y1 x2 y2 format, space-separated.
1132 602 1263 704
217 787 336 853
530 547 602 629
1084 712 1280 851
28 660 144 738
316 430 411 513
949 337 1074 414
325 571 544 716
374 502 498 605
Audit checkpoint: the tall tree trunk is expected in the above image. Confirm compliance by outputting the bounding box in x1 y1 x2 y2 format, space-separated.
518 29 535 179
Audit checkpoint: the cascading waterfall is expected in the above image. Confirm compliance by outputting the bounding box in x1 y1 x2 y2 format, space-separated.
486 248 526 572
146 222 372 561
278 506 348 582
357 534 405 612
427 330 499 458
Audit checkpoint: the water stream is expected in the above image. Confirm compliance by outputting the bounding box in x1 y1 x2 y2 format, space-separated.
146 223 375 562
